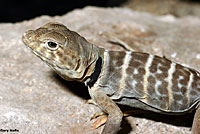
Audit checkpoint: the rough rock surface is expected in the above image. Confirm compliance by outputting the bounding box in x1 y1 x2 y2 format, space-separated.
1 6 200 134
123 0 200 17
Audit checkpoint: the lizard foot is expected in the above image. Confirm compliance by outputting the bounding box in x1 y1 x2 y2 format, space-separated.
90 109 146 129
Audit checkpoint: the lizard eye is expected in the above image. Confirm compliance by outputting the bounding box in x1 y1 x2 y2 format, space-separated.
46 41 59 50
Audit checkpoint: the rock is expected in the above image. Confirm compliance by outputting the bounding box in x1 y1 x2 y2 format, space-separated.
1 6 200 134
123 0 200 17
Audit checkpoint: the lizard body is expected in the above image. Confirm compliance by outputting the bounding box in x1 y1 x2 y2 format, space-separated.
22 22 200 134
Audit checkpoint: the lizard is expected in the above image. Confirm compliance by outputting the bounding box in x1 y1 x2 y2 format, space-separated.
22 22 200 134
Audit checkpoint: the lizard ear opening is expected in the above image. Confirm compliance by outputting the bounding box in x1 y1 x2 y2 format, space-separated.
46 41 59 51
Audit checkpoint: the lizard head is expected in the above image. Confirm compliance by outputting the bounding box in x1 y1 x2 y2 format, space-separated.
22 22 99 81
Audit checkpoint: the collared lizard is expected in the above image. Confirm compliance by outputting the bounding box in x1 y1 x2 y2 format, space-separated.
22 22 200 134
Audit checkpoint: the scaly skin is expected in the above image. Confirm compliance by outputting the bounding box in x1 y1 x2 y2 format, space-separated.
22 22 200 134
22 22 122 134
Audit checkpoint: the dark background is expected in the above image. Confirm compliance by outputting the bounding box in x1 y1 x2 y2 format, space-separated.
1 0 200 22
0 0 126 22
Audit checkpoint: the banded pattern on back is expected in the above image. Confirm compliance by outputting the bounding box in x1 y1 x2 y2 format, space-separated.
97 51 200 113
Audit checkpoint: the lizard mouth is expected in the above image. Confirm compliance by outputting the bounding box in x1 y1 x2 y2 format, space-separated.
31 50 70 70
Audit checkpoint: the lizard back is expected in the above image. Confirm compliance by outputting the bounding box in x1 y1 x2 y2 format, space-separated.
93 50 200 114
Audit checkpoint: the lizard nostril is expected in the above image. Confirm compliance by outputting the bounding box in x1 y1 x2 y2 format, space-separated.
22 30 35 43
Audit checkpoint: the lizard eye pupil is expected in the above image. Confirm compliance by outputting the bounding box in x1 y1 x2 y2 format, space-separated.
47 42 58 50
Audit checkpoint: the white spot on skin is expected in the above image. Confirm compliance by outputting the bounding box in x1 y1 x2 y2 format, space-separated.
28 36 32 40
113 60 121 69
174 91 182 95
164 77 169 82
155 80 162 87
157 63 162 69
155 80 162 96
157 69 162 74
131 80 137 88
178 76 184 80
133 69 138 74
178 83 183 89
41 43 46 47
176 100 183 105
45 53 51 59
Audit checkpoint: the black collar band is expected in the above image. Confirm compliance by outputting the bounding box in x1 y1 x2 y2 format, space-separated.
85 57 102 88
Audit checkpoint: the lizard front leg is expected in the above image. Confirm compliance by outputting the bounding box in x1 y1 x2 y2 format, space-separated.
192 104 200 134
90 89 123 134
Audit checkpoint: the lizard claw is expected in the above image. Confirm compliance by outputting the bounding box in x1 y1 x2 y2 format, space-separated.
86 99 97 105
90 111 106 120
91 115 108 129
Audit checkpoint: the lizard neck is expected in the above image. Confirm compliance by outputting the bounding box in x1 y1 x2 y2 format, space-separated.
84 56 103 87
80 45 105 86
